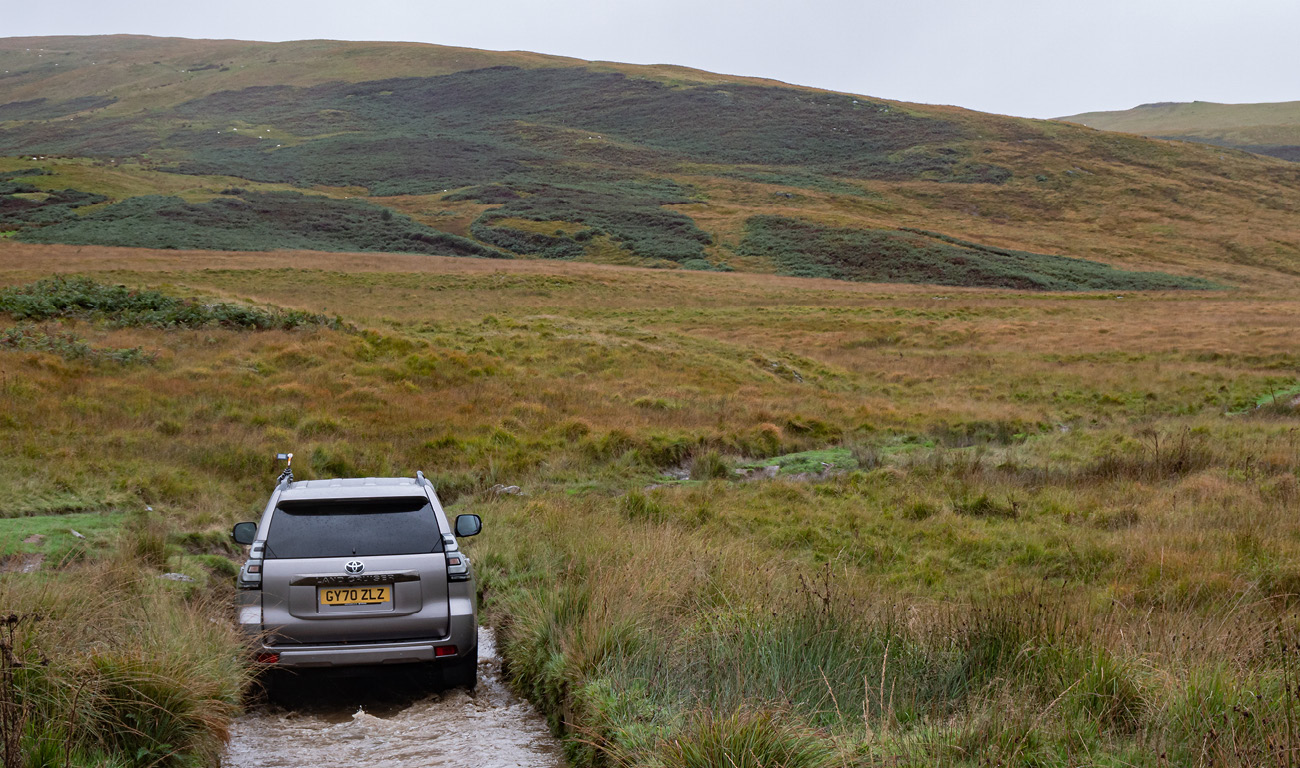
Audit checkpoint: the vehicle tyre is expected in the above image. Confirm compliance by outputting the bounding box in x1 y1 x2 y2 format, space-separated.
258 668 296 705
442 645 478 691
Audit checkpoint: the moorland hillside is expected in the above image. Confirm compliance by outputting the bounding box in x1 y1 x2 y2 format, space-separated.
1 35 1297 288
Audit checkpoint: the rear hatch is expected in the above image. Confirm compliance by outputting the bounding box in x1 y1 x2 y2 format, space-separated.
260 496 450 645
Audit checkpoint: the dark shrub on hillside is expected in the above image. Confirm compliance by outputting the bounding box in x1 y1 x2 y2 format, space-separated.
466 180 711 262
469 221 585 260
19 191 508 258
444 184 521 203
0 276 342 331
0 168 49 181
738 215 1218 291
2 67 1003 191
156 67 981 180
0 324 154 364
0 185 108 231
0 95 116 122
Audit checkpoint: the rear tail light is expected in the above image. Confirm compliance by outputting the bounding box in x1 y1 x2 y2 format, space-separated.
255 653 280 664
239 559 263 589
435 645 458 657
446 554 470 582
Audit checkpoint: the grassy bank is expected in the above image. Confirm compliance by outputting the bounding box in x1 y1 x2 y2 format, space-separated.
473 462 1300 764
474 419 1300 765
1 511 247 767
0 252 1297 765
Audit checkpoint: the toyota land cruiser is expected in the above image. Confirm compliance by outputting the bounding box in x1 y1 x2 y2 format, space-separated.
230 469 481 689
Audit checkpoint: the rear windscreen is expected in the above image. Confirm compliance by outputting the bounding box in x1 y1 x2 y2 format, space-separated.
264 497 443 559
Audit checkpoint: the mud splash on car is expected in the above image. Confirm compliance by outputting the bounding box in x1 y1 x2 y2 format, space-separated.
223 628 563 768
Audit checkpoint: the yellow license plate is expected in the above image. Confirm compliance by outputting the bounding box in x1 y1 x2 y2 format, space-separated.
319 585 391 606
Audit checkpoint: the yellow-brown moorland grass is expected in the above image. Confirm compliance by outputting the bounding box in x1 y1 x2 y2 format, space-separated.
1 244 1298 765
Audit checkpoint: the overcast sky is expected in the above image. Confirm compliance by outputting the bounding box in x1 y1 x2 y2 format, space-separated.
6 0 1298 118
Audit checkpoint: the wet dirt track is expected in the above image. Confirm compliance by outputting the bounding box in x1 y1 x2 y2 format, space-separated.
223 629 564 768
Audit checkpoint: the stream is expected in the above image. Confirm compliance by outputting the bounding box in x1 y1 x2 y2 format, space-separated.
222 628 564 768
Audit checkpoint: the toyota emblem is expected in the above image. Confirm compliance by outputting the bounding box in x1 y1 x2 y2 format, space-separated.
345 560 365 575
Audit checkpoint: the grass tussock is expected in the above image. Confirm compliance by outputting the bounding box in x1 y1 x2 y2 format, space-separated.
0 517 248 768
688 450 729 481
659 709 835 768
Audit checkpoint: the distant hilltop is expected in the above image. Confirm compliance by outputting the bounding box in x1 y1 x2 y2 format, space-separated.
1058 100 1300 162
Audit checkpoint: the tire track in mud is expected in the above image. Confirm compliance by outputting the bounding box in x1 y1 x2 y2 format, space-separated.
223 628 563 768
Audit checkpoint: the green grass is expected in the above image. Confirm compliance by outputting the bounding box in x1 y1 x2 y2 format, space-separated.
1249 382 1300 409
732 446 868 476
0 511 121 563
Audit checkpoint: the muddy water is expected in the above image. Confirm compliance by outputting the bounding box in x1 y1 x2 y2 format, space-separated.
223 628 564 768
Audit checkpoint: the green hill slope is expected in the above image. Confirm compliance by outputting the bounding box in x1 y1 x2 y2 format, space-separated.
2 36 1298 288
1059 100 1300 162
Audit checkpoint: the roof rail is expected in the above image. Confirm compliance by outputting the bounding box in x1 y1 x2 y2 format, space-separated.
416 470 433 490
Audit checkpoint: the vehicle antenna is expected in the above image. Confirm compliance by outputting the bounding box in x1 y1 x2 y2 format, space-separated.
275 452 294 485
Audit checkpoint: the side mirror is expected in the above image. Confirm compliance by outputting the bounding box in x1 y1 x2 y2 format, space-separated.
454 514 482 538
231 522 257 545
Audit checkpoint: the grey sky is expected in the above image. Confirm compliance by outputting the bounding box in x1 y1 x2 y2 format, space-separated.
5 0 1298 118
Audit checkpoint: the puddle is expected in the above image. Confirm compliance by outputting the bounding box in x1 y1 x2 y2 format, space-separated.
0 553 44 573
223 628 563 768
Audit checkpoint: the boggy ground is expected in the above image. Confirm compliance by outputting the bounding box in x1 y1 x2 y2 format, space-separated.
0 244 1298 766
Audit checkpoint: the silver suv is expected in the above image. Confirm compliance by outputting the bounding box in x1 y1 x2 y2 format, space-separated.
231 470 481 688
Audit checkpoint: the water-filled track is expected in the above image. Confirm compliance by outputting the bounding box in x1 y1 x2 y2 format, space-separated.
223 628 563 768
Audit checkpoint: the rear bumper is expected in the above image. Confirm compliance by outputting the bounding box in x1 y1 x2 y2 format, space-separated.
243 590 479 669
256 617 478 668
261 637 464 668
